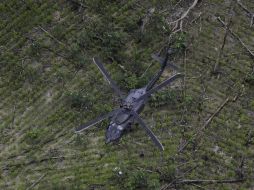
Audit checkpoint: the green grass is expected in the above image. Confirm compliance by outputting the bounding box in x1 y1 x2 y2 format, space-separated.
0 0 253 189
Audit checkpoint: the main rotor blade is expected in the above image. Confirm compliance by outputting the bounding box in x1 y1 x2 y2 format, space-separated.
75 109 120 133
93 57 124 99
135 73 183 102
131 110 164 151
151 53 180 71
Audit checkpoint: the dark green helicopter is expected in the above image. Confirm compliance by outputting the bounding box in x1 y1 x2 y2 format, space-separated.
75 48 183 151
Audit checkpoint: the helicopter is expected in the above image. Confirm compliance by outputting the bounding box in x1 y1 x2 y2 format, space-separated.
75 48 183 151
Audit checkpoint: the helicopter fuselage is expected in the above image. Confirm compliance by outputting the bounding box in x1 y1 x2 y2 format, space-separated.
105 87 148 143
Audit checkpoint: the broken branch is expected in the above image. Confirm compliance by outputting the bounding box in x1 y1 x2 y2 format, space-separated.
178 97 230 152
26 174 46 190
171 0 199 24
217 17 254 58
203 97 230 129
38 26 67 48
236 0 254 26
213 3 234 73
162 177 246 189
176 178 245 184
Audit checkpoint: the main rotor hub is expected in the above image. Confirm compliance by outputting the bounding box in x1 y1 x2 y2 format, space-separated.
123 101 133 110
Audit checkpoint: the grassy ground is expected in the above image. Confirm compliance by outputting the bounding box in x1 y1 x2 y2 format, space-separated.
0 0 253 189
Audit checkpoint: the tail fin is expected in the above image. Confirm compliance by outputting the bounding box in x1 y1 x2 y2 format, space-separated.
146 49 181 90
146 50 170 90
151 51 180 71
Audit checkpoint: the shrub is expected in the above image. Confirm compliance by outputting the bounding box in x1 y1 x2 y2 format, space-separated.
123 170 160 190
24 128 44 145
244 73 254 86
66 91 94 111
149 90 180 107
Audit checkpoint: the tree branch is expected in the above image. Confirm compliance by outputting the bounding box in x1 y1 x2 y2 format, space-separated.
217 17 254 58
176 178 246 184
236 0 254 26
213 3 234 74
38 26 68 48
171 0 199 24
26 174 46 190
203 97 230 129
178 97 230 152
162 178 246 189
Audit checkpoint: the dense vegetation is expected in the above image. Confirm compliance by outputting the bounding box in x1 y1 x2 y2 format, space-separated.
0 0 253 189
